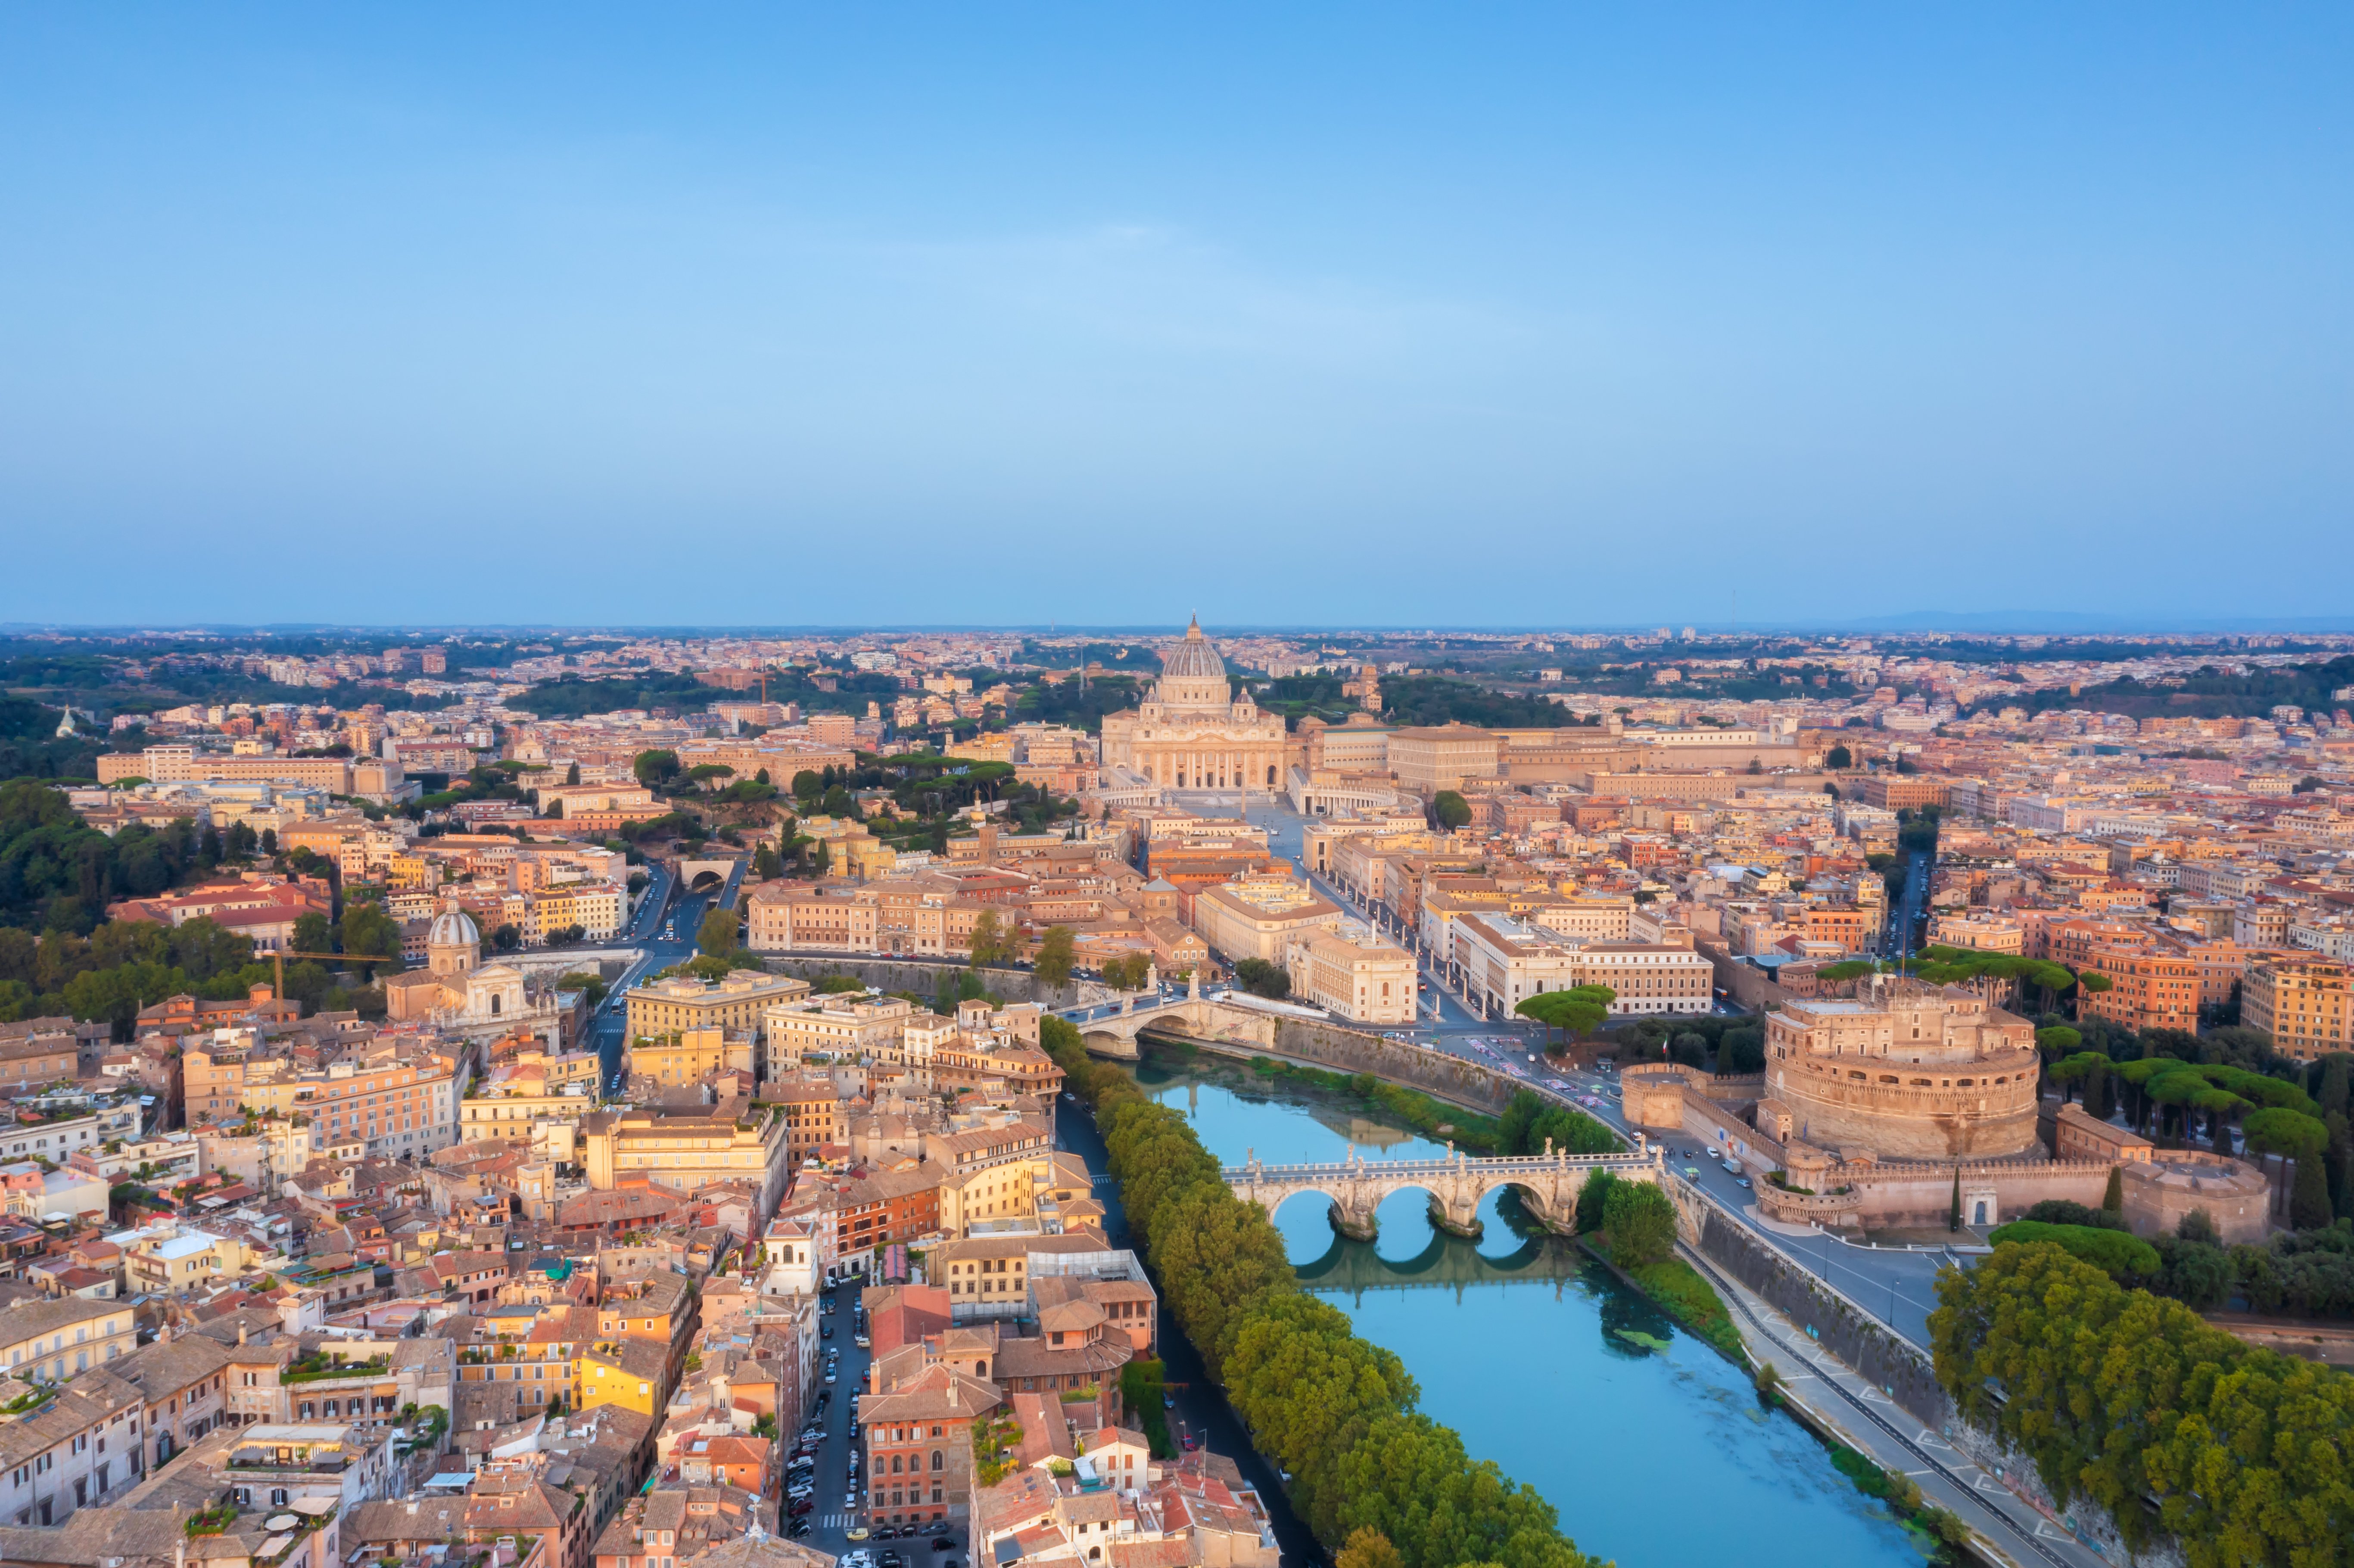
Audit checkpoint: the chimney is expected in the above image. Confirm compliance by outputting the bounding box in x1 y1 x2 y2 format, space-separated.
237 1320 247 1345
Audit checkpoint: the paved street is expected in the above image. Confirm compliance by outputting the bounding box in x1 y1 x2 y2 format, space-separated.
592 854 748 1091
795 1293 871 1549
790 1289 970 1566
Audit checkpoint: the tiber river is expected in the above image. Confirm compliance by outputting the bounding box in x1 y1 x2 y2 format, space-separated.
1085 1052 1936 1568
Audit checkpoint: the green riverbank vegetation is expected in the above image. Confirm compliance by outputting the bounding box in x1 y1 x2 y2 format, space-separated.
1192 1044 1617 1159
1931 1238 2354 1565
1044 1017 1604 1568
1574 1171 1742 1359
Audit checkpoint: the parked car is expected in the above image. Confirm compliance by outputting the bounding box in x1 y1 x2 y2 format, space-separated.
881 1553 904 1568
788 1520 813 1540
931 1540 960 1553
821 1324 834 1339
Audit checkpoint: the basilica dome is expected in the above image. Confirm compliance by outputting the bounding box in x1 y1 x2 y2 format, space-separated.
429 904 480 949
1158 616 1228 683
1154 617 1233 709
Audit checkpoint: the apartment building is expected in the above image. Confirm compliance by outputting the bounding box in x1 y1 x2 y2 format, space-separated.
461 1080 601 1143
1523 895 1635 944
624 970 810 1044
770 1078 844 1163
1927 912 2025 953
1450 914 1580 1019
1189 879 1343 964
626 1023 756 1087
1562 945 1713 1017
1385 725 1501 794
2244 960 2352 1061
230 1039 465 1161
744 883 994 958
579 1102 794 1216
0 1299 137 1380
112 1222 256 1297
1450 915 1709 1020
1283 924 1417 1024
762 994 913 1075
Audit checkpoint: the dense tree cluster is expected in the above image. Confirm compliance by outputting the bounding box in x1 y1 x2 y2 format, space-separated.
1983 1219 2158 1279
1232 957 1290 1000
1591 1011 1764 1073
1931 1239 2354 1565
1494 1091 1618 1158
0 914 250 1028
0 778 208 930
1040 1017 1599 1568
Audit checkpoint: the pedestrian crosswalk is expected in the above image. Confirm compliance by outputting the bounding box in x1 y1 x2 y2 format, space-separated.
821 1515 855 1529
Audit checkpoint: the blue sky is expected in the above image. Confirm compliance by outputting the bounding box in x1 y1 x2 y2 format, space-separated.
2 6 2348 628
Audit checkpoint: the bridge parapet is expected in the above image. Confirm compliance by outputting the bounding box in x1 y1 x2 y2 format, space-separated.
1227 1137 1667 1243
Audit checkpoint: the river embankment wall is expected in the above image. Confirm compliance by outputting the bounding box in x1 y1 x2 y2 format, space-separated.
1152 1017 1534 1121
756 954 1112 1010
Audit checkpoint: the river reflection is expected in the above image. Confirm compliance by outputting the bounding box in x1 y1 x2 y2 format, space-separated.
1133 1053 1933 1568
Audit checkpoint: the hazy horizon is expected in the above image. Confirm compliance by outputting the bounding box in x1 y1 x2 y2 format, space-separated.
4 7 2349 626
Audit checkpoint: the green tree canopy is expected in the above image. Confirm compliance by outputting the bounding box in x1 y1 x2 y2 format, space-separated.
697 906 741 959
1233 958 1291 1000
968 908 1007 966
1602 1179 1677 1268
1985 1220 2158 1279
1431 790 1472 830
1034 925 1076 987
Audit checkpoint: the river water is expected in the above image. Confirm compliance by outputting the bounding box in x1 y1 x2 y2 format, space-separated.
1121 1053 1933 1568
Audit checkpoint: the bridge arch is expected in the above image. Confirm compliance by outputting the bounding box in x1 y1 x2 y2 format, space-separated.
672 855 741 895
1228 1144 1669 1249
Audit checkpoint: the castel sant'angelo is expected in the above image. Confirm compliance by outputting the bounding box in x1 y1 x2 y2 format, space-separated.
1757 976 2042 1160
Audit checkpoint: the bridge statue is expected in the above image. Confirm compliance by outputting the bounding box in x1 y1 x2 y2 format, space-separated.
1226 1139 1666 1242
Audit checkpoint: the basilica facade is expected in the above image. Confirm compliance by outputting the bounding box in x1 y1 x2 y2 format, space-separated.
382 902 567 1049
1099 618 1292 793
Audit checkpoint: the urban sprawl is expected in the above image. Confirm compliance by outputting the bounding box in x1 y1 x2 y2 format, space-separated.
0 618 2352 1568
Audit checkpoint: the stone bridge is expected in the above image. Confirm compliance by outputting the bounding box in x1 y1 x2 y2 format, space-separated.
1227 1140 1667 1241
1068 973 1287 1060
1292 1227 1585 1297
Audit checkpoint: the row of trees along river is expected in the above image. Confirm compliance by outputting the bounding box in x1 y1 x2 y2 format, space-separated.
1047 1028 1941 1568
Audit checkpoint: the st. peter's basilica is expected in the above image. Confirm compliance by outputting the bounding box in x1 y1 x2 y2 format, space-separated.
1098 617 1291 793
